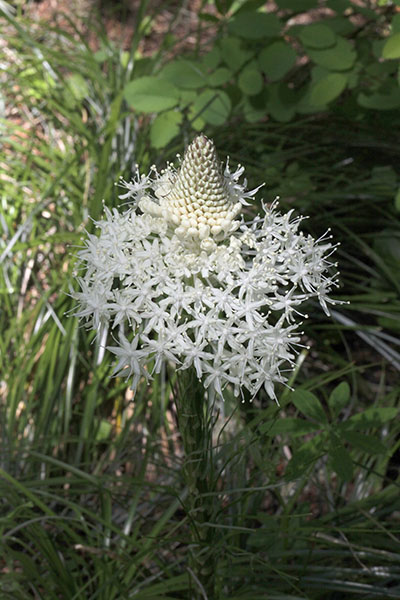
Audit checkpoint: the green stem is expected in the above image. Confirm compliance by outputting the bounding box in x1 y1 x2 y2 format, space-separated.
175 369 217 599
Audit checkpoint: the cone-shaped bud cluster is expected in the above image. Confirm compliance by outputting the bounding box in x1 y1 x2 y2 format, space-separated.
140 135 242 249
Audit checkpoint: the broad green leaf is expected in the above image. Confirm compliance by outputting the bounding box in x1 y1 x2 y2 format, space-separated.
308 37 356 71
366 60 398 77
275 0 317 9
323 17 356 35
179 89 197 108
358 89 400 110
238 66 263 95
329 437 353 481
395 188 400 212
228 11 281 39
285 436 325 479
189 89 231 125
291 389 328 424
199 11 220 22
242 89 269 122
310 73 347 105
328 381 350 418
345 406 398 429
159 59 206 89
259 41 296 81
264 417 319 437
340 431 387 455
123 76 179 113
299 24 336 49
243 98 265 122
150 110 182 148
382 33 400 59
326 0 351 12
373 39 386 59
66 73 89 101
94 49 108 62
267 83 297 121
208 67 232 87
215 0 236 13
392 14 400 33
202 46 221 69
219 37 252 71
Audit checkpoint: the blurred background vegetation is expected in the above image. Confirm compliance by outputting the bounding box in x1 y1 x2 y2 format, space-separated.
0 0 400 598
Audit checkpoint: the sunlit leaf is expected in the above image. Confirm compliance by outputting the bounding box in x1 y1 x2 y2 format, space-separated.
189 89 231 125
150 110 182 148
259 41 296 81
159 59 207 89
310 73 347 105
307 37 356 71
238 66 263 95
299 23 336 49
123 76 179 112
382 33 400 59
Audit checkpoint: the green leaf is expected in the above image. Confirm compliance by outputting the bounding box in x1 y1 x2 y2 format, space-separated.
96 418 112 441
123 76 179 113
94 49 108 62
346 406 398 429
395 188 400 212
202 46 221 69
259 41 296 81
219 36 252 71
275 0 317 9
326 0 351 12
66 73 89 101
189 89 231 125
323 17 356 35
158 59 206 89
208 67 232 87
358 88 400 110
179 89 197 108
242 89 268 122
299 24 336 49
266 83 297 121
382 33 400 59
291 389 328 424
392 14 400 33
328 382 350 418
329 437 353 481
372 39 386 59
285 436 325 479
263 417 320 436
340 431 387 455
228 11 281 39
150 110 182 148
199 11 220 23
238 66 263 95
309 73 347 105
308 36 356 71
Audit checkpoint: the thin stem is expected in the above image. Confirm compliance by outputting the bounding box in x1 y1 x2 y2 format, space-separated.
175 369 218 599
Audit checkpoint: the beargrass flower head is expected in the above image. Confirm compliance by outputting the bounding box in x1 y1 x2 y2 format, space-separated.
73 135 340 401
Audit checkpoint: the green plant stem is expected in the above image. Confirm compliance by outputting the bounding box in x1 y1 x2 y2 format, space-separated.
175 369 218 600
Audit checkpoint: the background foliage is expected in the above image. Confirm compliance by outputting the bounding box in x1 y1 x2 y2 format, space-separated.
1 0 400 598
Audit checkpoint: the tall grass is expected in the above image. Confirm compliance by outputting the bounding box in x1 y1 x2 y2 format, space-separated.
1 2 399 599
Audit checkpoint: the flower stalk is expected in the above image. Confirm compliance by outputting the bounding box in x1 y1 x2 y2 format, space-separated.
175 368 218 599
72 134 341 595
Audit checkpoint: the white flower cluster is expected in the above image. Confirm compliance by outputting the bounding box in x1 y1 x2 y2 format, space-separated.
73 135 339 401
